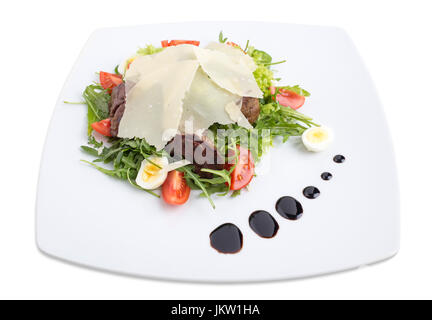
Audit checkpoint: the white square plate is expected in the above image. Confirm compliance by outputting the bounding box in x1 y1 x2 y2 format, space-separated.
36 22 399 282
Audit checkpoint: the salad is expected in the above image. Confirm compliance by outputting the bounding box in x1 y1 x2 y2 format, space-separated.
75 32 333 208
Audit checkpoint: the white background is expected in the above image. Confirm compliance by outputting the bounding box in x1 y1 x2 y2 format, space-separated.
1 0 431 300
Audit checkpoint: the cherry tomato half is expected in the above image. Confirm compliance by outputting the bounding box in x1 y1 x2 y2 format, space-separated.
161 40 169 48
91 118 111 137
269 86 306 110
99 71 123 91
228 145 255 191
277 89 305 110
162 171 191 205
161 40 200 47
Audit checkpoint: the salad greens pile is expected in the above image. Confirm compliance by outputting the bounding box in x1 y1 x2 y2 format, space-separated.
79 32 316 207
177 161 236 209
81 136 161 197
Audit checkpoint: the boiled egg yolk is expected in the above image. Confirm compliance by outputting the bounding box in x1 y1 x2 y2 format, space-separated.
135 156 169 190
302 126 334 152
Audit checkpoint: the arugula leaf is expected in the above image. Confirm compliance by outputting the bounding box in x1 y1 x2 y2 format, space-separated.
254 101 317 144
121 153 137 168
80 160 159 198
82 137 161 198
81 160 126 178
114 150 124 168
63 101 86 105
277 85 311 97
219 31 228 43
114 65 121 75
231 190 241 198
200 168 232 196
199 184 229 197
88 135 103 148
80 145 99 157
86 106 98 136
244 40 250 52
264 60 286 66
178 165 216 209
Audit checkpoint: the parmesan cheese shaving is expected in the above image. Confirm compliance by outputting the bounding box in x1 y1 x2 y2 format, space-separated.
194 47 263 98
118 60 200 150
124 44 197 86
180 68 249 132
205 42 257 72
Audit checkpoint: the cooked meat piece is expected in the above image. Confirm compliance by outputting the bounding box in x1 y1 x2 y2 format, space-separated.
192 138 225 178
241 97 260 124
108 83 126 136
165 134 225 178
110 103 125 137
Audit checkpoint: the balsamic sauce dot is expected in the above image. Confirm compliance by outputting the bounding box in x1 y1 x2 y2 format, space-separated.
303 186 320 199
275 196 303 220
333 154 346 163
210 223 243 254
321 172 333 180
249 211 279 238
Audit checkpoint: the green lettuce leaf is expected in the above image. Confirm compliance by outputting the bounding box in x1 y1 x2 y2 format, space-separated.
82 84 110 135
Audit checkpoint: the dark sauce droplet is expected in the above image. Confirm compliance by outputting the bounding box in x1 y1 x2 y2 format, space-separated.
249 211 279 238
321 172 333 180
275 196 303 220
333 154 346 163
303 186 320 199
210 223 243 254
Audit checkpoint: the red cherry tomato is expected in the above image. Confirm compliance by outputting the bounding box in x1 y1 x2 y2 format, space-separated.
91 119 111 137
99 71 123 91
227 145 255 191
162 171 191 205
277 89 305 110
270 86 306 110
226 41 246 54
161 40 169 48
161 40 200 47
